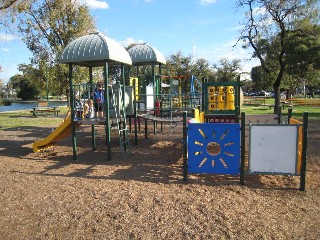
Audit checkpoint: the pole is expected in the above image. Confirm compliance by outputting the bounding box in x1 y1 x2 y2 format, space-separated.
89 66 96 151
104 62 111 161
300 112 308 191
183 111 188 181
240 112 246 185
69 63 77 160
134 78 138 145
46 75 49 102
121 65 127 152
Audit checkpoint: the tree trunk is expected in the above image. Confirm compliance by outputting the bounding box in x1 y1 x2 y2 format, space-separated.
66 87 70 107
273 85 280 114
273 73 282 114
273 58 286 114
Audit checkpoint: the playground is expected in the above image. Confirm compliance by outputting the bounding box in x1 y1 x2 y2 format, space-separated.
1 32 319 238
0 111 319 238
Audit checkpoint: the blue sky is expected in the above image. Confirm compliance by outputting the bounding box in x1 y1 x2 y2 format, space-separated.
0 0 258 83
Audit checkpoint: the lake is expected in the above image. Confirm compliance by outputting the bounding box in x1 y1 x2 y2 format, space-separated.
0 101 68 112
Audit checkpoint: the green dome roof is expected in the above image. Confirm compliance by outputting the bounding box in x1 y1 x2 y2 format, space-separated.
128 43 166 65
60 32 132 66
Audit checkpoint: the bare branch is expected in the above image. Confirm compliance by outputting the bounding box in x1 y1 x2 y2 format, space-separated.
0 0 18 11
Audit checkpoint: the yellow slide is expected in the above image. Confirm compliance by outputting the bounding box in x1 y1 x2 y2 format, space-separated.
33 117 73 152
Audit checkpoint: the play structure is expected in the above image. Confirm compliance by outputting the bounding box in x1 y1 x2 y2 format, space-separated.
33 32 133 160
127 44 205 142
31 33 309 191
182 80 309 190
127 75 203 142
130 74 202 113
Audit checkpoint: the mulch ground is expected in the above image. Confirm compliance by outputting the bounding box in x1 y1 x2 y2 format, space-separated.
0 118 319 239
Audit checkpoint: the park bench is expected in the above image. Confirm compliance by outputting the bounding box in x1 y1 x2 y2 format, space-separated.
268 98 320 110
30 101 60 117
268 101 291 110
287 98 320 106
244 96 266 105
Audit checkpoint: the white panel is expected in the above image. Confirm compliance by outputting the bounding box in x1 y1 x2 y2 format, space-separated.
249 125 298 174
146 86 154 110
124 87 134 115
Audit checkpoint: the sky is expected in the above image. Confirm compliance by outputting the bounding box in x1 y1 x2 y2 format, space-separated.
0 0 259 83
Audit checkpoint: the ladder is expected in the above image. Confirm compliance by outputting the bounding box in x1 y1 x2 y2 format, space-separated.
110 84 131 155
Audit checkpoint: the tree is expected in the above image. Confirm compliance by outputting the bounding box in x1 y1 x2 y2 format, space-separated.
0 0 19 11
164 51 193 77
0 1 31 31
163 51 215 92
237 0 319 113
285 21 320 96
17 78 40 100
213 58 241 82
162 52 193 93
190 58 215 82
1 0 96 99
0 77 5 98
8 64 42 99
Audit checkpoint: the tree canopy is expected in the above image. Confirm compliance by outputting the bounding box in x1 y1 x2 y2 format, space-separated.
237 0 320 112
1 0 96 98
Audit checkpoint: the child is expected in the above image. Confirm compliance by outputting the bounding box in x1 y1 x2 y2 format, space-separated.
93 82 105 119
85 99 94 118
75 92 84 119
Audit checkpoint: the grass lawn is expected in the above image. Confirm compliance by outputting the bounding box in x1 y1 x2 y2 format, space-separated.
0 106 69 130
242 97 319 120
0 102 318 130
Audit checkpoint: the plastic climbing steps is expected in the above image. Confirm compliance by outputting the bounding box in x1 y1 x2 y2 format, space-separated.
110 84 131 155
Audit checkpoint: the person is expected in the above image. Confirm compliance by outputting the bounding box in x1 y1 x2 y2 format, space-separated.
85 99 95 118
75 92 84 119
93 82 105 119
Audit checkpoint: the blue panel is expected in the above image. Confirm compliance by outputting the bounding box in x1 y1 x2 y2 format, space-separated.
188 123 240 174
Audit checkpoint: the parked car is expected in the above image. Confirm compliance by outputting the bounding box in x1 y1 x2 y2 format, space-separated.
270 92 286 99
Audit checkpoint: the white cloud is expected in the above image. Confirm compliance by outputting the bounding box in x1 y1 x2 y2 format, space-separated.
79 0 109 9
198 0 217 6
0 33 20 42
119 37 144 48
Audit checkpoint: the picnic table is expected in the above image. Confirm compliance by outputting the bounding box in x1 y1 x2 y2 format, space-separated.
30 101 60 117
268 101 291 110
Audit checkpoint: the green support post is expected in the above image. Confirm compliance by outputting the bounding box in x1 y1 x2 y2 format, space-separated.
89 66 96 150
145 118 148 139
134 78 138 145
69 63 77 160
201 77 205 112
240 112 246 185
300 112 308 191
104 62 111 161
121 65 127 152
288 107 292 124
152 62 155 104
235 106 240 123
183 111 188 181
236 76 241 116
278 105 282 124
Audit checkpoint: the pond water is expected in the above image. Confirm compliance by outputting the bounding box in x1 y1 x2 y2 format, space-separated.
0 101 67 112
